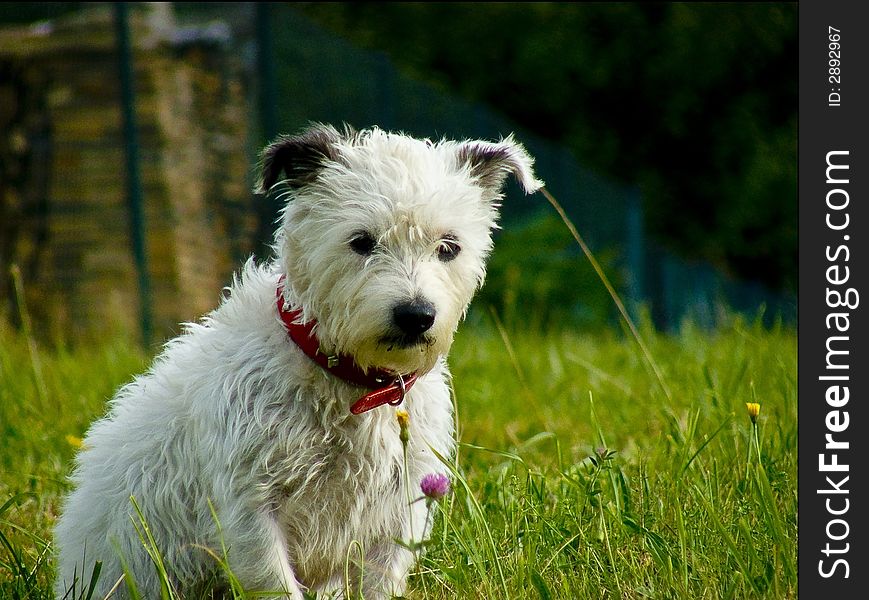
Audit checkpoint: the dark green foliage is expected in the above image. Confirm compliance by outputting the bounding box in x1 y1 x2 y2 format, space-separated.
297 3 797 291
0 2 83 24
474 214 618 329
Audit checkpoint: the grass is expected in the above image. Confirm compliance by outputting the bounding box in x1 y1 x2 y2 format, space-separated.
420 313 796 599
0 316 148 599
0 306 796 599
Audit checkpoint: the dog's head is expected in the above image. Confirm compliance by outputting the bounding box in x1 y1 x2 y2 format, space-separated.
259 124 542 375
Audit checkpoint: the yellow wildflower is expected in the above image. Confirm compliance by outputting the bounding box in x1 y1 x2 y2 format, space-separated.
396 409 410 445
745 402 760 425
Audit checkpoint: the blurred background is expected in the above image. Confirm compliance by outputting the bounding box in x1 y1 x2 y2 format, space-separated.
0 2 796 344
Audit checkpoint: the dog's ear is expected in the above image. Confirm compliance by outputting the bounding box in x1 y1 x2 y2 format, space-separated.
257 124 346 194
456 136 544 196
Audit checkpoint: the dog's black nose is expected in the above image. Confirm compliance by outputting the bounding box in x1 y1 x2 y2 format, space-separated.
393 300 436 336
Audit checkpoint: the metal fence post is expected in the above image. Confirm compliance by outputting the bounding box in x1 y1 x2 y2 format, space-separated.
254 3 280 258
114 2 153 345
625 187 645 323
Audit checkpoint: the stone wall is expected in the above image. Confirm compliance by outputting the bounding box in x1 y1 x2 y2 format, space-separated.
0 4 254 342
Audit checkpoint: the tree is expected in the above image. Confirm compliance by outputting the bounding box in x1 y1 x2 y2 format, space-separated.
297 3 797 291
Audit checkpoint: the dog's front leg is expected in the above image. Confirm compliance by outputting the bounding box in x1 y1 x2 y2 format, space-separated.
346 500 432 599
217 508 305 599
357 541 417 599
317 541 414 600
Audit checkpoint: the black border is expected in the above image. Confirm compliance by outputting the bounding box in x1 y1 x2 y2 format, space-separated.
799 1 869 595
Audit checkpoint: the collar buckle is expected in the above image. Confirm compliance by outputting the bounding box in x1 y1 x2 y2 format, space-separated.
277 278 419 414
388 375 407 406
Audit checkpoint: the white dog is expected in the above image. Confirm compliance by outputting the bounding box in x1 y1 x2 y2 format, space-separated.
54 124 541 599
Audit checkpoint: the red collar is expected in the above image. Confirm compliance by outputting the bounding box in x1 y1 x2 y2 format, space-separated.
276 281 418 414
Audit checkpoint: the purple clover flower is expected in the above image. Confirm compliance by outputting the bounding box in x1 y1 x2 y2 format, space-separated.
420 473 451 501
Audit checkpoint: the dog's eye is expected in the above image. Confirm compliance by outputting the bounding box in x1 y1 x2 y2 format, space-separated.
349 232 377 256
437 237 461 262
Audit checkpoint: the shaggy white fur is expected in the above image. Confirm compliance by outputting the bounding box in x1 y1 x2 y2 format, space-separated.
54 125 541 599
